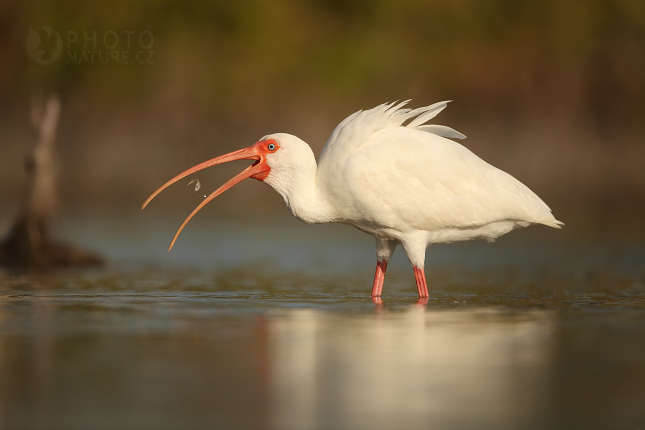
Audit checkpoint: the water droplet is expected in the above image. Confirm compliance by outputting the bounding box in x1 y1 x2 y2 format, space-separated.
187 178 201 191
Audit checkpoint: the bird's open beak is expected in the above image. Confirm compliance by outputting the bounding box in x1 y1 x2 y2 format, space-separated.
141 142 270 251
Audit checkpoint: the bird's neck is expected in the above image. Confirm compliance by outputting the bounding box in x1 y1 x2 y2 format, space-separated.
264 152 336 225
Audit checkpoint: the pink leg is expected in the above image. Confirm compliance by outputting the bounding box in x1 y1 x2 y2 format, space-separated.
371 259 388 297
413 266 429 298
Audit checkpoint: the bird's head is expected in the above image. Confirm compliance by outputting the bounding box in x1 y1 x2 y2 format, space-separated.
142 133 314 250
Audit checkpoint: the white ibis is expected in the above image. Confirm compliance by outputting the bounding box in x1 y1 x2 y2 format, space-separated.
142 101 563 300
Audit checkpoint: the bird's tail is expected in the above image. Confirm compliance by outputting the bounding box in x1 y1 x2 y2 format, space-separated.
542 219 565 229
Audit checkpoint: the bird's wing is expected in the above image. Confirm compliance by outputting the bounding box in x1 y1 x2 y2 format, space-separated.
338 127 560 232
317 101 465 182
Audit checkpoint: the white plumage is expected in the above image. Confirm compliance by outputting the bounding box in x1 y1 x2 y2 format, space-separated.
143 101 563 300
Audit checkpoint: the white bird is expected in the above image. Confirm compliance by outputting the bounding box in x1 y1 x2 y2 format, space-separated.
142 101 563 300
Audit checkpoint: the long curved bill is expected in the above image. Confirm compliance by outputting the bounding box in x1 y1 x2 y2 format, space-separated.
141 145 269 251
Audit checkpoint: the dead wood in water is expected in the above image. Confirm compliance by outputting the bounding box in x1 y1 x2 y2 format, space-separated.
0 94 103 269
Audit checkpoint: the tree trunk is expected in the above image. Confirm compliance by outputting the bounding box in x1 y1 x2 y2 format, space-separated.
0 94 103 269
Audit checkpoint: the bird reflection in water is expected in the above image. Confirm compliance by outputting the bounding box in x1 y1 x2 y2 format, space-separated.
267 306 553 430
371 296 429 310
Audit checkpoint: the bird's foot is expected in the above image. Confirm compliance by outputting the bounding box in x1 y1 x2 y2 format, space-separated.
371 296 384 311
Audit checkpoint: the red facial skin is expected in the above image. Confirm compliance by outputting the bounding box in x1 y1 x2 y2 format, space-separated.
249 139 278 181
142 139 280 250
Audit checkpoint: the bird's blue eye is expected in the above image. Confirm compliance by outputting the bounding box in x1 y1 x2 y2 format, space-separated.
268 143 276 151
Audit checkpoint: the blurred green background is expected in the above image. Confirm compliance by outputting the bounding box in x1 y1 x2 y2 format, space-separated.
1 0 644 236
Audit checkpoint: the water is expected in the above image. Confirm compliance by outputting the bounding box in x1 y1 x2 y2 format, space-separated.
0 213 644 429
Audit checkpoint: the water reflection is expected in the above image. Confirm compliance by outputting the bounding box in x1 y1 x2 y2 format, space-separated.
1 267 644 430
269 307 553 430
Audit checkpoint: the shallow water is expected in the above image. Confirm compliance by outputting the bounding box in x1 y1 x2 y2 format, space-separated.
0 214 644 429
